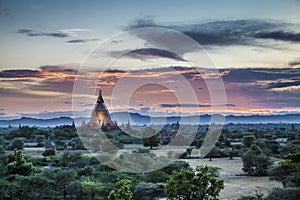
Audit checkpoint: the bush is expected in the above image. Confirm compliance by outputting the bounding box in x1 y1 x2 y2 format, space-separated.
0 145 5 154
238 191 263 200
265 187 300 200
161 161 190 175
133 182 165 200
242 145 273 176
42 149 56 157
132 148 150 153
143 170 169 183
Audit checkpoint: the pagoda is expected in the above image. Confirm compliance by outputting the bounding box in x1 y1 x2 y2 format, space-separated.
83 90 118 129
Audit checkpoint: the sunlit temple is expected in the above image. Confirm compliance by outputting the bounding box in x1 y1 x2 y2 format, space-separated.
81 90 118 130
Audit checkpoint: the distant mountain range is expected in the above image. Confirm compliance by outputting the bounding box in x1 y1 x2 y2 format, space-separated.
0 117 74 128
111 112 300 125
0 113 299 127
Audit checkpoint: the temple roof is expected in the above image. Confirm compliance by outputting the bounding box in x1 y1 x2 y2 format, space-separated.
97 90 104 103
95 90 109 112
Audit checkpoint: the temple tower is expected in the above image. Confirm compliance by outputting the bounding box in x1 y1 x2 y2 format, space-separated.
89 90 112 128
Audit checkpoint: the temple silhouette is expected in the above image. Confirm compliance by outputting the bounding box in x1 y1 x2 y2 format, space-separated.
81 90 118 130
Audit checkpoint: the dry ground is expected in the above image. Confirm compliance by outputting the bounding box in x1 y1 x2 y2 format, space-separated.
182 157 282 200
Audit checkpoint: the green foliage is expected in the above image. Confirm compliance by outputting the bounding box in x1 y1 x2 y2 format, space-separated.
238 191 263 200
186 146 193 157
42 149 56 157
143 126 160 149
7 150 34 176
58 152 82 167
269 151 300 187
165 165 224 200
133 182 165 200
14 175 61 199
51 125 77 140
6 126 48 140
10 138 24 150
161 160 190 175
36 135 45 147
108 179 133 200
0 178 20 199
243 135 255 148
0 145 5 154
70 137 85 150
82 180 103 200
265 187 300 200
78 166 94 177
143 170 169 183
42 168 77 199
242 145 273 176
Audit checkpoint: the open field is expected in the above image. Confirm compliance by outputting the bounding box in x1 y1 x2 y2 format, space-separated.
182 158 282 200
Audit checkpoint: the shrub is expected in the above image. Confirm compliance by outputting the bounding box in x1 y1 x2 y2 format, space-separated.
265 187 300 200
42 149 56 157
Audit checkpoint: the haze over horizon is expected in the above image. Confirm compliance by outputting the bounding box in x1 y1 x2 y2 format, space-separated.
1 0 300 118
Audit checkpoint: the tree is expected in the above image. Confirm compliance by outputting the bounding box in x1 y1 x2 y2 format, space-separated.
186 147 193 158
133 182 165 200
206 147 219 161
143 126 159 149
70 137 84 150
42 168 76 200
42 149 56 157
10 138 24 150
165 165 224 200
243 135 254 148
108 179 133 200
0 178 20 199
36 135 45 147
0 145 5 154
14 175 61 199
82 180 103 200
7 150 34 176
269 151 300 187
242 145 273 176
265 187 300 200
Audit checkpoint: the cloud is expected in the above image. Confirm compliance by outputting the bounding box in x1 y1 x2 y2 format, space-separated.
222 68 300 83
66 38 102 43
222 68 300 108
126 18 299 48
289 59 300 66
265 80 300 90
0 69 41 78
119 48 186 61
0 65 78 79
39 65 78 73
159 103 236 108
0 109 7 116
254 31 300 42
222 104 236 107
17 29 68 38
1 66 300 115
60 28 91 37
66 39 86 43
0 8 13 18
160 104 210 108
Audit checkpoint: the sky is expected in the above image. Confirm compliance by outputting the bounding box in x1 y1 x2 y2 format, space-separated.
0 0 300 118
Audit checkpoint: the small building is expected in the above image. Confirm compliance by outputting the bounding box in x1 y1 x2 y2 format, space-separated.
45 138 55 150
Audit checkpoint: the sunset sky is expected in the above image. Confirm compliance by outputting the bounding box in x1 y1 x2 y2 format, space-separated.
1 0 300 118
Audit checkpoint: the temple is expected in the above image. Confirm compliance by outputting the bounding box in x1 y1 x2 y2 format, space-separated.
82 90 118 130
